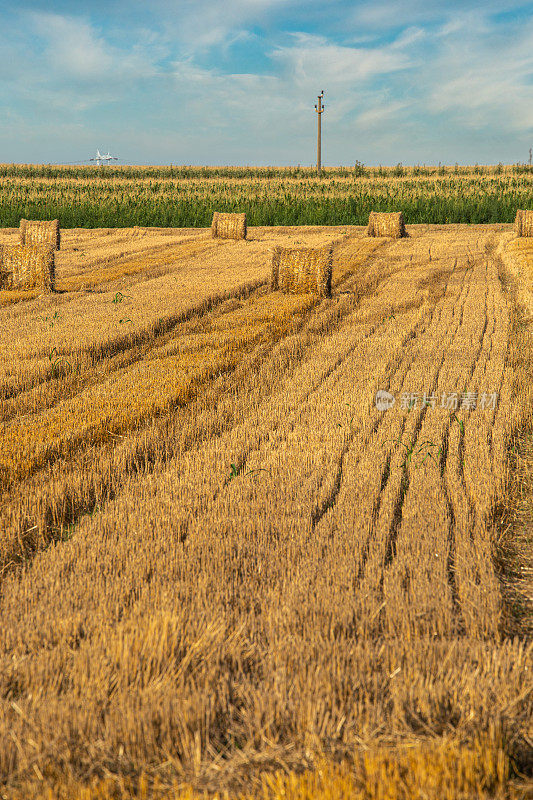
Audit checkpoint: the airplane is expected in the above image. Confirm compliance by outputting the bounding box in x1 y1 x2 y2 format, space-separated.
89 150 119 166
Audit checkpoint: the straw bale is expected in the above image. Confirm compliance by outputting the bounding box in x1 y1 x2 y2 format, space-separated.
514 209 533 237
20 218 61 250
367 211 406 238
0 244 55 291
271 244 333 298
211 212 247 240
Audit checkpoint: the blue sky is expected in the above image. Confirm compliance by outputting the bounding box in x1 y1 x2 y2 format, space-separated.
1 0 532 166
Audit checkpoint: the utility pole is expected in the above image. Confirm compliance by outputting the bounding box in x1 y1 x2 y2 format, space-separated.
315 91 325 175
529 147 532 166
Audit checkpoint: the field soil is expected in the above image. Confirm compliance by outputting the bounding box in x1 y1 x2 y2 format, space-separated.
0 224 531 800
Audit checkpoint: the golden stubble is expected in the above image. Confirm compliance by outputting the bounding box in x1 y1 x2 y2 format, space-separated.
0 223 530 800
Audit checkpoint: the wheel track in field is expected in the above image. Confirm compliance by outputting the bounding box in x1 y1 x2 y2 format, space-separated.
467 248 510 541
433 251 490 620
308 238 475 583
463 256 490 544
436 241 501 564
304 236 481 556
483 304 508 474
438 430 461 619
307 304 438 536
231 237 454 526
384 242 487 574
327 241 477 602
377 233 500 624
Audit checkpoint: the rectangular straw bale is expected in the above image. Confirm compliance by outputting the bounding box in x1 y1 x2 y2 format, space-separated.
0 244 55 291
211 212 247 240
515 209 533 237
20 218 61 250
367 211 406 238
271 244 333 298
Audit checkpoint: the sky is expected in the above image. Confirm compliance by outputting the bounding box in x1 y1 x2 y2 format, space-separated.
1 0 532 166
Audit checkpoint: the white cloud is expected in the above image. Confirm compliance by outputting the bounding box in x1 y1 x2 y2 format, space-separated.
26 11 160 83
28 12 114 79
155 0 297 54
356 100 411 129
425 15 533 132
351 0 529 29
165 26 417 141
270 32 411 91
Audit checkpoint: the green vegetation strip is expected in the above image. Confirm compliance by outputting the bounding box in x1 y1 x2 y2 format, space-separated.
0 164 531 228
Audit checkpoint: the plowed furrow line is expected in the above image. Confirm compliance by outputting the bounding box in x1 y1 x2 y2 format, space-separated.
362 255 469 544
281 233 471 538
223 240 474 614
382 240 510 639
343 249 481 635
306 295 444 533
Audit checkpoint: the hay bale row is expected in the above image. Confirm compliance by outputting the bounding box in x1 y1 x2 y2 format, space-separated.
0 244 55 291
515 209 533 237
271 244 333 298
20 218 61 250
211 212 247 240
367 211 406 238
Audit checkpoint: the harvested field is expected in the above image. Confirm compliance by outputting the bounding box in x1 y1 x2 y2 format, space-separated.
0 223 531 800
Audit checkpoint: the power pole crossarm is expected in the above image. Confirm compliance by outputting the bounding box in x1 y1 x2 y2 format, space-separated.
314 91 325 175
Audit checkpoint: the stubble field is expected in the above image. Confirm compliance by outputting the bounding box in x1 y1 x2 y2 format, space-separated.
0 220 531 800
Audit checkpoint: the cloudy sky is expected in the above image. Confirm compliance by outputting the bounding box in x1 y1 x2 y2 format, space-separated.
1 0 532 166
